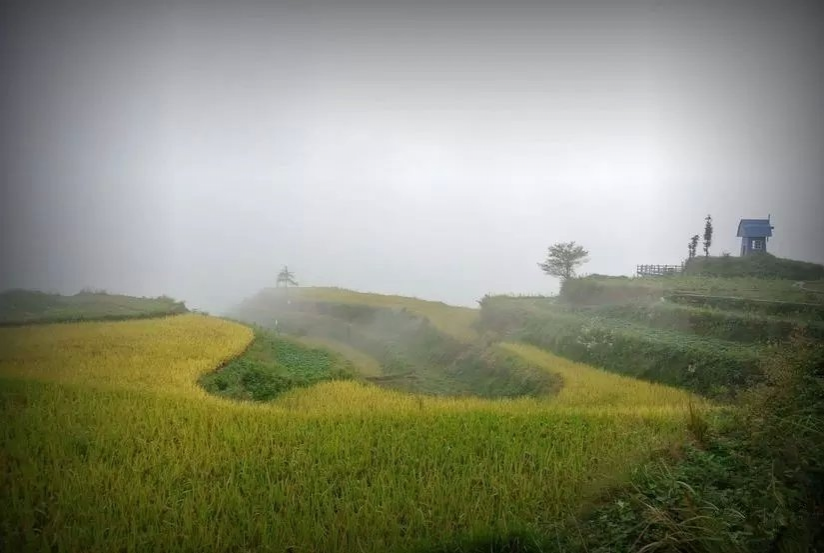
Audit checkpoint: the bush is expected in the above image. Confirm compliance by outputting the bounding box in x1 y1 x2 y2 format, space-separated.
741 334 824 546
557 336 824 552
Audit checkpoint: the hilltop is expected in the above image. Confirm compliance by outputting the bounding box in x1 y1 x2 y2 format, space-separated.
238 286 479 341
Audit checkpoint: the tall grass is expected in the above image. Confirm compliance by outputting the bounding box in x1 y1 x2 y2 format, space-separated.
0 316 703 552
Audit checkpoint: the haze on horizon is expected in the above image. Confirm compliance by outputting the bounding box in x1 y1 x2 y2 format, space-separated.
1 0 823 311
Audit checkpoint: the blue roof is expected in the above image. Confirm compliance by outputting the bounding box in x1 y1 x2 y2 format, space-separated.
737 218 773 238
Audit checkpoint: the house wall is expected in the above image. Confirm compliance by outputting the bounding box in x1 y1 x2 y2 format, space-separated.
740 236 767 255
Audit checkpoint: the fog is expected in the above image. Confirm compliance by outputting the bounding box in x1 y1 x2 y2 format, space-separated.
2 0 823 311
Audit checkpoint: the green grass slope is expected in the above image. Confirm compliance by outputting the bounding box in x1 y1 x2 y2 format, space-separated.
561 274 824 305
480 296 762 396
481 272 824 397
294 287 479 341
230 287 557 399
0 289 187 325
683 252 824 280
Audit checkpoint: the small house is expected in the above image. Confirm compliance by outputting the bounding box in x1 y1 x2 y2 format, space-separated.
737 216 774 256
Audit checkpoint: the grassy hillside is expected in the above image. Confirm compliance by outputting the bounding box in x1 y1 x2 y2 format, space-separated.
480 296 762 396
230 287 554 399
476 275 824 550
561 274 824 305
682 252 824 280
0 289 187 325
482 273 824 397
0 315 701 552
283 287 479 341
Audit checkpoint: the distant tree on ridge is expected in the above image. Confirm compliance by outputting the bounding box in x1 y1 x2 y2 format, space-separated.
538 242 589 281
276 266 298 288
688 234 700 259
703 215 713 257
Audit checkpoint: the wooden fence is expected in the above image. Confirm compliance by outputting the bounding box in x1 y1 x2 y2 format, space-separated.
636 264 684 277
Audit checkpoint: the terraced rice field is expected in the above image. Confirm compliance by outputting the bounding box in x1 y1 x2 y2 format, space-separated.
0 314 702 552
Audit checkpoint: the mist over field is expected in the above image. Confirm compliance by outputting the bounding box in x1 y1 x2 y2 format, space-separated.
1 0 823 311
3 3 824 551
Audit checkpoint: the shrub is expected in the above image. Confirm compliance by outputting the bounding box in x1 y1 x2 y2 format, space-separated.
560 334 824 552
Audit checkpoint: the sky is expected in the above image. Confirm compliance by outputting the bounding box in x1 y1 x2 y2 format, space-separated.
1 0 823 310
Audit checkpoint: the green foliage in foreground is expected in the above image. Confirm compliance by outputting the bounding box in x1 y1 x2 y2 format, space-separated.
0 289 187 325
199 329 354 401
555 337 824 553
426 338 824 553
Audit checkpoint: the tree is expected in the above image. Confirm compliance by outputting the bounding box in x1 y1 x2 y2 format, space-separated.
276 266 298 288
703 215 713 257
688 234 700 259
538 242 589 281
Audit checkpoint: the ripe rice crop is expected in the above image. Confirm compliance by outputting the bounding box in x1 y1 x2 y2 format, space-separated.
0 315 704 552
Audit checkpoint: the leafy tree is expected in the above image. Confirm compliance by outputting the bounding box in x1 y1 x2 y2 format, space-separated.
688 234 700 259
538 242 589 281
276 266 298 288
703 215 713 257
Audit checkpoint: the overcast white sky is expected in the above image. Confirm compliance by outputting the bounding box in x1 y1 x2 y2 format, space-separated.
1 0 823 310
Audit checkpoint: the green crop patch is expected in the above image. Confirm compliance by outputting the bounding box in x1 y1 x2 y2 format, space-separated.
199 328 355 401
